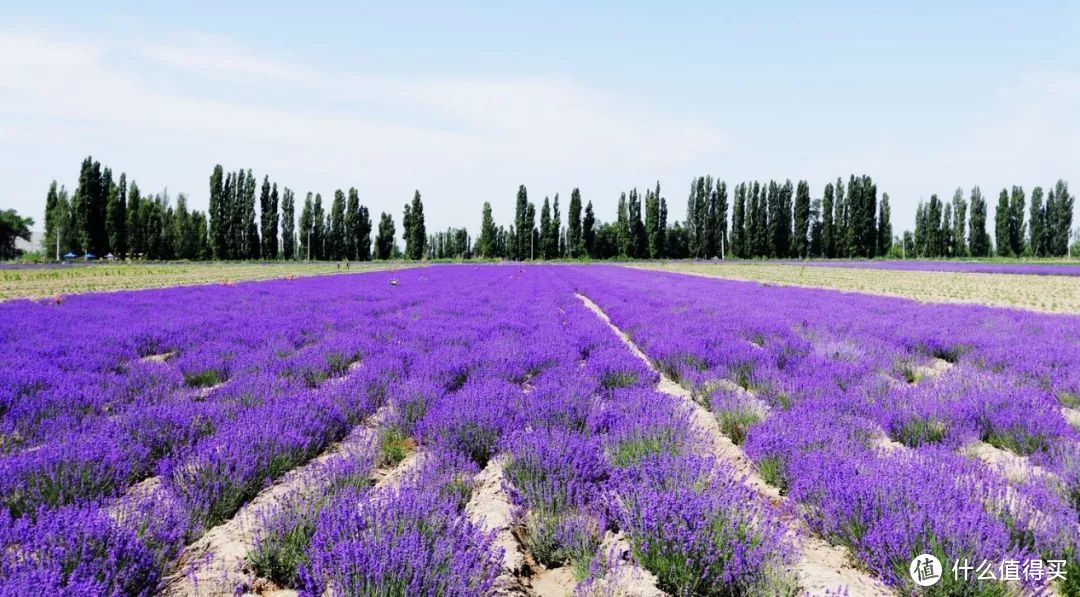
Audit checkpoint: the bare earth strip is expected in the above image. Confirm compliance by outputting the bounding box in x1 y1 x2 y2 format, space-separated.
627 262 1080 314
465 455 531 596
0 261 413 301
576 293 894 597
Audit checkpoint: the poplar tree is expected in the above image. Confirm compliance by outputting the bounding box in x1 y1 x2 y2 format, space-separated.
1051 180 1073 256
658 191 668 258
1008 186 1026 256
629 189 647 258
259 176 273 258
567 189 582 258
281 188 295 259
208 165 224 259
994 188 1010 256
127 180 142 258
552 195 562 258
793 180 810 258
951 188 967 257
375 212 396 259
404 190 426 260
616 193 630 257
731 183 746 258
312 193 325 260
42 181 60 255
582 200 596 257
1028 187 1045 256
968 186 990 257
299 193 314 260
645 188 660 258
356 206 371 260
106 173 127 258
822 183 835 258
539 197 553 259
477 202 496 258
513 185 529 260
877 193 892 257
329 189 347 260
244 170 259 259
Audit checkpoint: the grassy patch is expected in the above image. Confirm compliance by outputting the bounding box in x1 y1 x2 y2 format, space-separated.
982 426 1048 456
183 369 222 388
895 417 948 447
610 430 680 468
756 456 787 494
1057 391 1080 408
377 428 414 467
601 371 639 390
716 408 761 446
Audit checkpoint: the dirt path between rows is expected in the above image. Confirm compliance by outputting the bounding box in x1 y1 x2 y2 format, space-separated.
575 292 894 597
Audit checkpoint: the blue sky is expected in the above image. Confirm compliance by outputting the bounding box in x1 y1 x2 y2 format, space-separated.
3 1 1078 242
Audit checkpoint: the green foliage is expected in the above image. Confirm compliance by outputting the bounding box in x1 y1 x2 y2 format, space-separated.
895 417 948 447
183 369 222 388
716 407 761 446
377 428 412 467
756 456 787 494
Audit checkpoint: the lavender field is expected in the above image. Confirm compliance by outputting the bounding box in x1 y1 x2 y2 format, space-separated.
1 265 1078 596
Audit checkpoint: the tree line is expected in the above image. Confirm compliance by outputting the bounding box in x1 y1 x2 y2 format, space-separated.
908 183 1074 258
32 155 1077 262
41 158 428 262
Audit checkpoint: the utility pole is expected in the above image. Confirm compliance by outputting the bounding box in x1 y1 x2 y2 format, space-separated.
56 225 61 262
307 228 311 262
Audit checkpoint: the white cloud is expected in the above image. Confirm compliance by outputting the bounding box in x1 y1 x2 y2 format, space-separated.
1 27 732 239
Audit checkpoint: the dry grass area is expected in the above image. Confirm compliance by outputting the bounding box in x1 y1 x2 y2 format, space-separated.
629 261 1080 313
0 262 409 301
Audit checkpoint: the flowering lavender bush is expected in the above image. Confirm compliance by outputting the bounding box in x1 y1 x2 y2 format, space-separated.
611 454 794 595
300 454 498 596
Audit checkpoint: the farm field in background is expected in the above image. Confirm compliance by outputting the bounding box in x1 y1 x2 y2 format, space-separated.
635 261 1080 313
787 259 1080 277
1 264 1078 595
0 261 407 301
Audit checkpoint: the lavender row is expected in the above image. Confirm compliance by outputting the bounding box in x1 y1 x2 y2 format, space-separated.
563 265 1080 593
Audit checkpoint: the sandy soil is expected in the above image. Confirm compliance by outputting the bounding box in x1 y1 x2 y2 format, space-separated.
465 455 530 596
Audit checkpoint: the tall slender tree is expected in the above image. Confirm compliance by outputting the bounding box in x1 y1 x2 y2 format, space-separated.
1051 180 1073 256
539 196 554 259
877 193 892 257
281 188 295 259
567 188 582 258
994 188 1011 256
950 188 967 257
1008 186 1026 256
968 186 990 257
822 183 835 258
731 183 746 258
106 173 127 258
582 200 596 257
1028 186 1045 257
374 212 396 259
208 165 225 259
793 180 810 258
